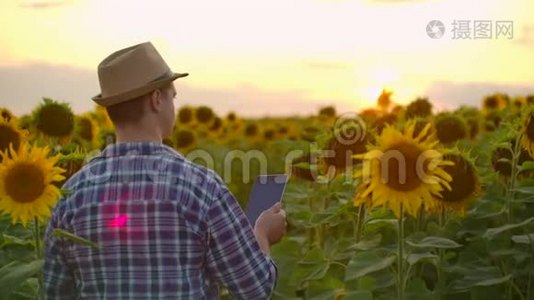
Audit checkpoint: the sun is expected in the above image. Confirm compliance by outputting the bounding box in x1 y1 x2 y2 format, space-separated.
354 121 453 217
0 143 65 226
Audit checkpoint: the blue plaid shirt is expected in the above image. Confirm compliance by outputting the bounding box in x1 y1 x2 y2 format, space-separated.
43 142 277 299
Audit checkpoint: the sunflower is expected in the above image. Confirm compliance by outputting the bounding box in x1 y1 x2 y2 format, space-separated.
373 114 397 135
482 94 508 111
55 150 86 187
354 123 452 217
177 106 195 126
324 123 368 171
491 140 531 177
174 129 196 153
263 129 276 141
291 154 323 182
434 153 480 215
0 143 65 226
405 97 433 119
32 98 75 140
244 123 259 137
75 115 98 148
0 108 15 122
521 109 534 158
195 106 214 124
408 118 435 143
0 118 28 161
377 89 392 112
226 112 237 123
98 128 116 150
93 104 113 130
434 113 468 145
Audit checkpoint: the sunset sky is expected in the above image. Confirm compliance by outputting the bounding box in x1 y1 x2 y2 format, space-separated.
1 0 533 117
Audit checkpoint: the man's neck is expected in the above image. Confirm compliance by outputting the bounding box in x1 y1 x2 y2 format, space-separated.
114 125 162 144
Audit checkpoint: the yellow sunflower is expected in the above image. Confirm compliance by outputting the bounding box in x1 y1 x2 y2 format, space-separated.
354 123 452 217
0 143 65 226
433 153 480 215
0 107 15 122
521 109 534 158
0 118 28 161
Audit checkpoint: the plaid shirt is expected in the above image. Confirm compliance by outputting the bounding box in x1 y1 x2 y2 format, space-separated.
43 142 277 299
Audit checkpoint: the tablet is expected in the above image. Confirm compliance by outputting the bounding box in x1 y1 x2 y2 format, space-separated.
245 174 289 225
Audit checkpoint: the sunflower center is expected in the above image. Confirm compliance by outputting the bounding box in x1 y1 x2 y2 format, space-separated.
4 163 46 203
0 124 21 153
382 142 426 192
439 155 476 202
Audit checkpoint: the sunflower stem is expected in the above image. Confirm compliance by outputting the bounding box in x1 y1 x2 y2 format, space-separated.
506 133 522 224
33 217 44 300
397 203 405 300
355 204 366 243
416 205 425 232
438 207 446 299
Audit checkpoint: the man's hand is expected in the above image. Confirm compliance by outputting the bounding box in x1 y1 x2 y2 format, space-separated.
253 202 287 255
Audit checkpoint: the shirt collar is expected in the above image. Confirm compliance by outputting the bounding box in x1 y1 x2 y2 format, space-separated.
100 142 179 158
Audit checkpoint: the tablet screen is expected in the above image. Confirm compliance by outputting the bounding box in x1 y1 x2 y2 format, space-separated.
245 174 288 225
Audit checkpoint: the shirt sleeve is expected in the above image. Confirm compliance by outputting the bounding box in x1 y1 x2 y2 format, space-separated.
205 184 278 299
43 204 77 300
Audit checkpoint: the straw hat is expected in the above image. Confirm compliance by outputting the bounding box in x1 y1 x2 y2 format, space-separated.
92 42 188 106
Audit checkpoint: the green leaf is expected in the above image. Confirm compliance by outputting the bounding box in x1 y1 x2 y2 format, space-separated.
474 274 512 287
347 234 382 251
0 259 43 298
407 252 438 266
483 217 534 239
405 278 435 300
344 252 396 281
511 234 534 245
343 291 373 300
290 248 330 285
52 229 99 249
514 186 534 195
406 236 462 249
0 234 32 248
519 161 534 173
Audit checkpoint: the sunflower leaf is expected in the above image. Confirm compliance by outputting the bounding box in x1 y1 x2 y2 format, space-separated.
511 234 534 245
519 161 534 173
344 252 396 281
483 217 534 239
52 229 99 249
0 259 43 298
406 236 462 249
406 252 438 266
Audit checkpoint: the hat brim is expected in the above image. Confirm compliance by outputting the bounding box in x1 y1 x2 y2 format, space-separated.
92 72 188 106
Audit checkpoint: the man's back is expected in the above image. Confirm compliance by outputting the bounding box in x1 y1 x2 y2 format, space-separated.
43 142 277 299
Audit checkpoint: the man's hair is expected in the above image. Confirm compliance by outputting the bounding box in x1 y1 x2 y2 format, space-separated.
105 83 172 125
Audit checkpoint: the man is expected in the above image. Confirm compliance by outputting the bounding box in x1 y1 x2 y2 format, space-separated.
43 42 286 299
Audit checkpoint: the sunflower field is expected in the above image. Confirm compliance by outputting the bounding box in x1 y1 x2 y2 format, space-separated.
1 92 534 300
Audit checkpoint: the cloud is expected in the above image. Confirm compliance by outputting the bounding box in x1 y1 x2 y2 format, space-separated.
2 63 532 118
425 81 534 111
0 63 340 117
18 1 72 9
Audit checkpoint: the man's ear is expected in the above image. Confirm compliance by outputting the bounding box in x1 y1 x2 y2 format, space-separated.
148 89 163 112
